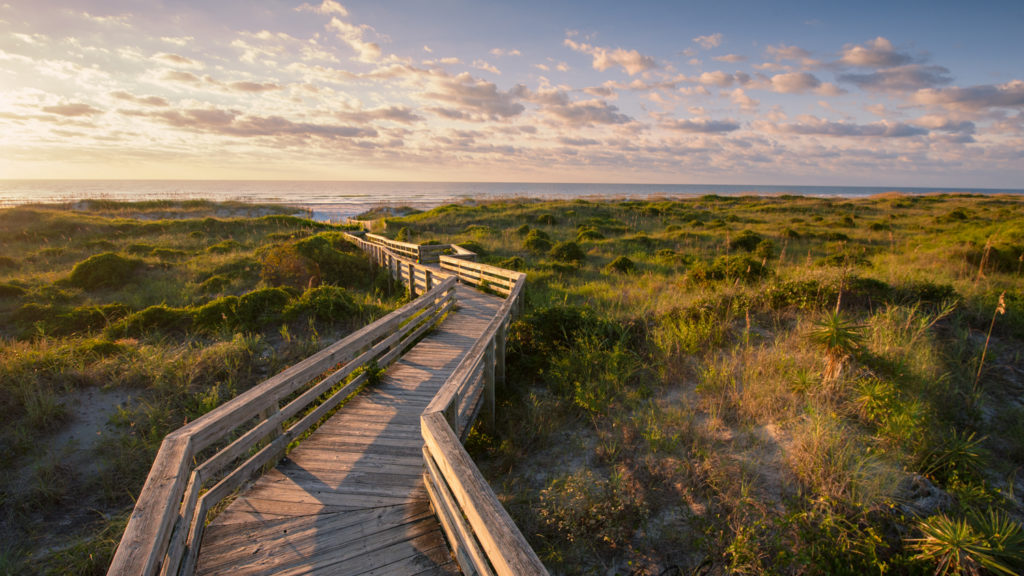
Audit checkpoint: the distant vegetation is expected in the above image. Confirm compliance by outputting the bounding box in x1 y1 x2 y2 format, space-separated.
381 194 1024 575
0 201 403 574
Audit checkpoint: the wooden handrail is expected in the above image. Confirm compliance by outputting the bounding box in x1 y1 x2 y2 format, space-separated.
107 277 457 576
351 230 544 574
362 232 448 263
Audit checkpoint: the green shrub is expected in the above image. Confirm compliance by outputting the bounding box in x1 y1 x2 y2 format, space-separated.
260 244 320 288
79 339 131 357
576 226 604 241
605 256 635 274
126 243 156 255
730 230 763 252
690 254 768 283
549 241 585 263
457 241 487 257
294 234 372 287
395 226 412 242
498 256 526 271
514 224 531 236
755 239 776 260
463 224 494 237
206 239 242 254
151 247 189 260
193 295 239 334
0 283 26 298
83 239 116 250
0 255 18 270
68 252 143 290
116 304 193 335
235 287 292 330
197 274 232 294
285 285 358 323
49 304 128 336
537 214 558 225
524 229 552 253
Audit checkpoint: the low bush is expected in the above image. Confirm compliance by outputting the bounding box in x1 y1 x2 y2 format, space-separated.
235 287 292 330
68 252 143 290
0 283 26 298
206 239 242 254
285 285 359 323
260 244 320 288
197 274 232 294
605 256 635 274
193 295 239 334
549 241 585 264
457 241 487 257
730 229 764 252
524 229 552 253
689 254 769 283
114 304 193 336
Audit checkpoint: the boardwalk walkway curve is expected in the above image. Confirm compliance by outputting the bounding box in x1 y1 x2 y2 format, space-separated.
107 232 547 576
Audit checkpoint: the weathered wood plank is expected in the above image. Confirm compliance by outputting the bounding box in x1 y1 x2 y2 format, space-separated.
422 412 547 576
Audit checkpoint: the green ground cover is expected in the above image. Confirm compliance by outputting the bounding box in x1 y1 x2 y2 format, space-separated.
0 201 402 574
377 194 1024 575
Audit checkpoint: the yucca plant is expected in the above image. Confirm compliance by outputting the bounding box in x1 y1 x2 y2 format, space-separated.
911 510 1024 576
808 310 864 381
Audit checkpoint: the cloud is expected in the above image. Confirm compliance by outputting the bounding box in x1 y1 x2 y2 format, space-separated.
472 60 500 75
564 38 656 76
111 91 169 107
770 116 928 138
769 72 820 93
153 108 377 139
663 118 740 133
693 33 722 49
161 36 193 47
765 43 810 61
227 81 282 93
560 137 600 146
297 0 348 16
697 71 749 87
160 70 282 93
42 103 102 116
713 54 746 63
339 105 421 124
912 80 1024 111
154 52 202 69
730 88 759 111
839 64 952 92
490 48 521 57
421 73 527 120
327 16 381 62
839 37 912 68
529 88 632 126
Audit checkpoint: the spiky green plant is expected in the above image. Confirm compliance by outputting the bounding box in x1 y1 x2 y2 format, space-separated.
808 310 864 381
911 511 1024 576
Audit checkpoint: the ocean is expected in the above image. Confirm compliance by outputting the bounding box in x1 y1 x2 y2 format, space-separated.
2 180 1022 221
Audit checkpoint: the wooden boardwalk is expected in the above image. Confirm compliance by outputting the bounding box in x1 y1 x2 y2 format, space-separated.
195 285 502 576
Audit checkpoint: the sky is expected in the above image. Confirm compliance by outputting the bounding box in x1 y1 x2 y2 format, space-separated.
1 1 1023 187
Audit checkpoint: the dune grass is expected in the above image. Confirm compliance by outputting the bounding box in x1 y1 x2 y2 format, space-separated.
378 194 1024 575
0 202 403 574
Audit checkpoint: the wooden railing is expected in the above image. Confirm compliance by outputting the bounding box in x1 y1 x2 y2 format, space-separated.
107 278 457 576
363 232 448 263
353 230 545 575
440 256 522 298
422 273 545 576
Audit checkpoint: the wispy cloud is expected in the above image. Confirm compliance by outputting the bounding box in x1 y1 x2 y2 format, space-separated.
564 37 656 76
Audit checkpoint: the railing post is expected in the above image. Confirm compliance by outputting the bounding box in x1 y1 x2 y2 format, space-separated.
483 341 495 430
495 321 506 387
408 262 417 296
445 393 459 434
425 269 433 291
